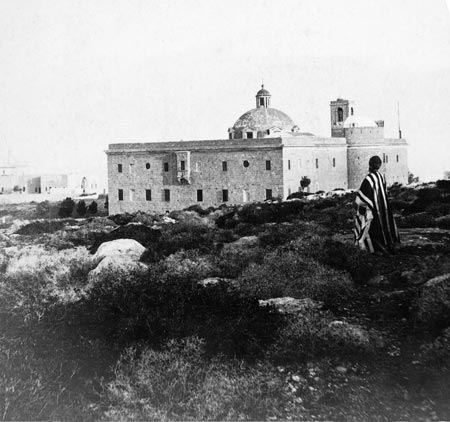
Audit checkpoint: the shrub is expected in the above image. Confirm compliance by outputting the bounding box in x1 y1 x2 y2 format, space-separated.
58 197 75 218
426 203 450 217
213 246 264 278
420 327 450 368
15 219 69 235
80 265 281 355
88 200 98 214
436 179 450 192
163 250 214 280
76 200 87 217
268 309 381 362
103 337 297 421
237 250 355 311
35 200 51 218
287 234 376 284
398 212 435 228
436 215 450 229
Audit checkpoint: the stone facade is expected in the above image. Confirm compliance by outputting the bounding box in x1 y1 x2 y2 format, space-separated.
106 87 408 214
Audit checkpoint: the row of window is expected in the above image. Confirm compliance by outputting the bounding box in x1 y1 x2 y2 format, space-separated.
117 188 275 203
117 158 344 174
117 155 401 175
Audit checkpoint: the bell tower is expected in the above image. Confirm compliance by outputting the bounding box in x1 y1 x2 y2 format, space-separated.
255 84 271 108
330 98 354 137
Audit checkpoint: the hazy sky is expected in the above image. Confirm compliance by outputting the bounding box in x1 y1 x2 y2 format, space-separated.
1 0 450 182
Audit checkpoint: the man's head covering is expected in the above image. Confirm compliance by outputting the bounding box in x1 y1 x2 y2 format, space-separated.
369 155 382 172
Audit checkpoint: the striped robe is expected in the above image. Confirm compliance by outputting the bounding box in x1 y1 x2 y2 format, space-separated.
354 171 399 253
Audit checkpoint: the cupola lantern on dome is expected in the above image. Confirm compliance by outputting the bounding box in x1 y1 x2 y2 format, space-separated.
256 84 271 108
228 85 299 139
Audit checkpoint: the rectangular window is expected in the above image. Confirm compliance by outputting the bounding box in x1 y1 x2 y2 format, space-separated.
288 160 291 170
222 189 229 202
129 163 134 175
222 161 227 171
246 132 253 139
266 160 271 170
315 158 319 169
164 189 170 202
164 162 169 172
266 189 273 200
288 188 291 196
118 189 123 201
396 154 399 162
383 153 386 163
146 189 152 201
180 160 185 171
333 158 336 167
118 163 122 173
197 189 203 202
386 155 389 163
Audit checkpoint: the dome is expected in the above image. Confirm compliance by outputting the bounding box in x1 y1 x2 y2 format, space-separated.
232 107 296 133
256 87 271 97
343 115 378 128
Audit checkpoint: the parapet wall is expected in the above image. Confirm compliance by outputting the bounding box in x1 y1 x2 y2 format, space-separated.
345 126 384 144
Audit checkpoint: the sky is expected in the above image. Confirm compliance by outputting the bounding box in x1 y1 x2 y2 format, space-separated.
0 0 450 183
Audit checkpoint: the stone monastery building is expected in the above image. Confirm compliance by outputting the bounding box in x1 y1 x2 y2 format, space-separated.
106 85 408 214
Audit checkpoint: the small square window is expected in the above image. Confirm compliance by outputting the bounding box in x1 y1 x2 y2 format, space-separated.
197 189 203 202
222 189 229 202
118 164 122 173
146 189 152 201
118 189 123 201
164 162 169 172
146 163 151 170
164 189 170 202
266 160 271 170
266 189 273 200
246 132 253 139
222 161 227 171
243 160 249 168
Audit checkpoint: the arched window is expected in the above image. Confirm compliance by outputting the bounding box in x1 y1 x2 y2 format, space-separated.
337 108 344 122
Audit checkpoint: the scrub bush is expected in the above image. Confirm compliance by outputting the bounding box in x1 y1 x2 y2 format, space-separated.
103 337 298 421
237 250 355 311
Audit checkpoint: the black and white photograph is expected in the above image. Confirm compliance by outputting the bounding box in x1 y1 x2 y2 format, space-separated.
1 0 450 420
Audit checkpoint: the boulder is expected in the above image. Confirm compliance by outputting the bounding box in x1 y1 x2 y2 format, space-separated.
327 320 371 347
367 275 389 287
259 297 323 315
87 256 148 284
198 277 235 288
223 235 260 252
415 273 450 327
93 238 146 264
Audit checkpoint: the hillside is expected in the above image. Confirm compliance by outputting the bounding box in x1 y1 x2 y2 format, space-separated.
0 182 450 420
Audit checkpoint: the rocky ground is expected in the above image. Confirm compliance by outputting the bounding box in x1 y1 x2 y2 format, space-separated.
0 182 450 421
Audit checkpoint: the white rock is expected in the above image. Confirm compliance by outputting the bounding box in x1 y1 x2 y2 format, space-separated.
259 297 322 314
87 256 148 284
93 239 146 264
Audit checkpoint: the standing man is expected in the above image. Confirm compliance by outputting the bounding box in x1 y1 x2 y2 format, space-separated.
354 155 400 254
